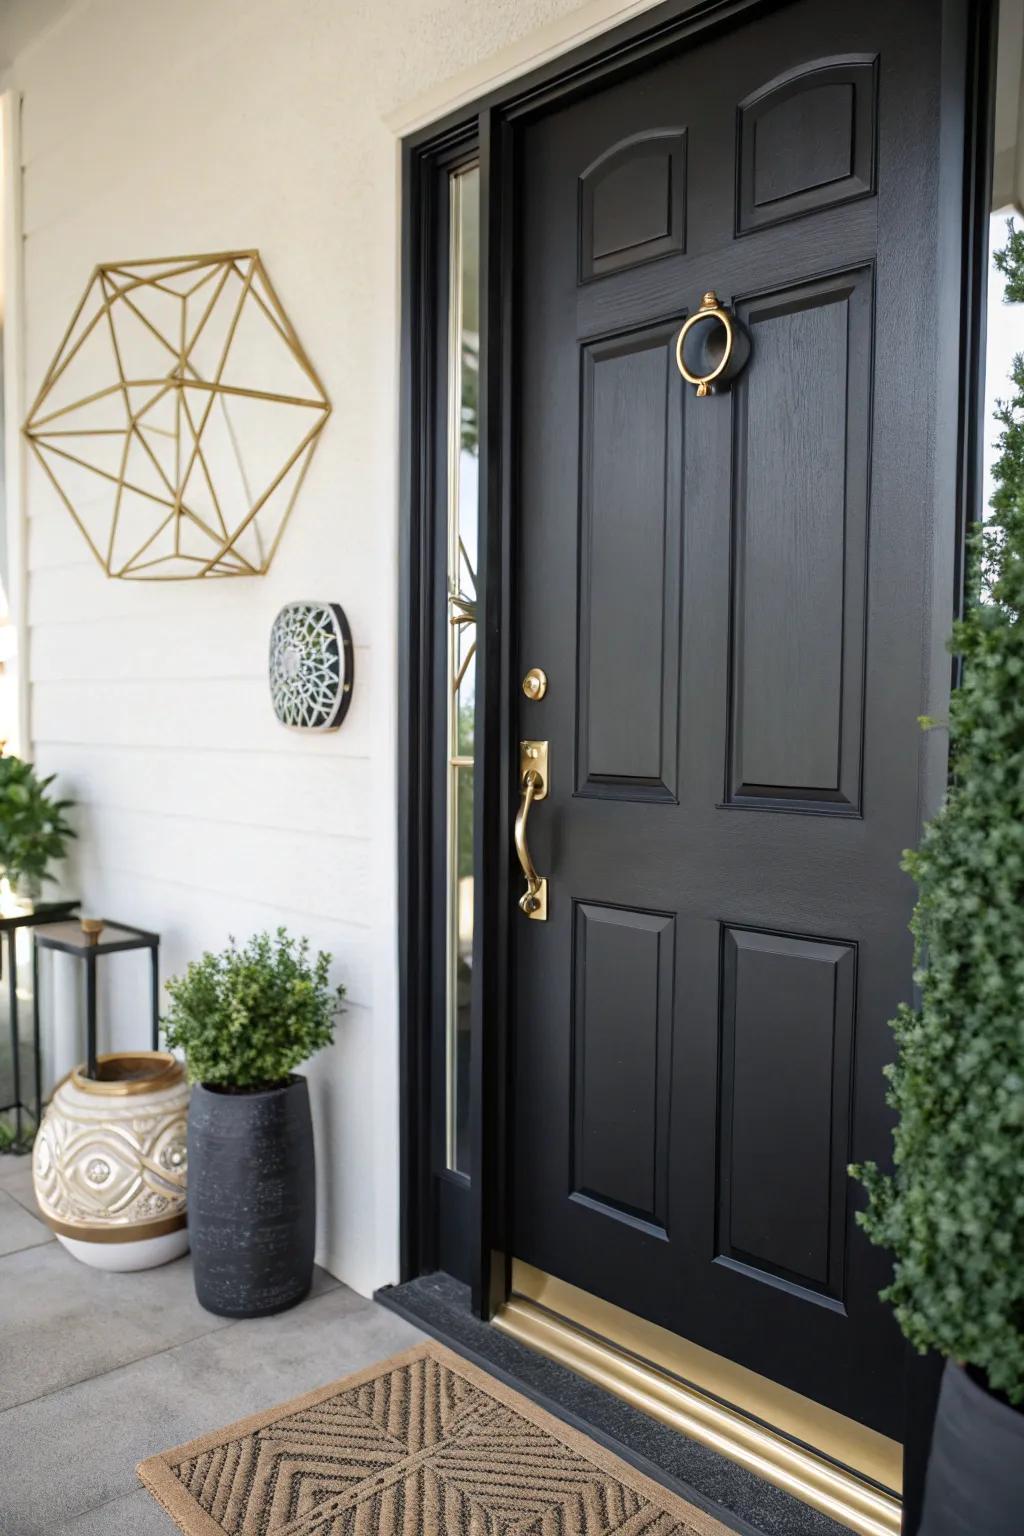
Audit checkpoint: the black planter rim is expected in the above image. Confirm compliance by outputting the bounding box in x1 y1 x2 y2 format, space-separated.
192 1073 305 1099
949 1359 1024 1424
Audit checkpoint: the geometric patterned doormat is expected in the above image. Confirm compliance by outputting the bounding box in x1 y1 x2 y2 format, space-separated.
137 1341 733 1534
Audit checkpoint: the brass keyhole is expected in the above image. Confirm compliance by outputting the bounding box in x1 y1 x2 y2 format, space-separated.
522 667 548 701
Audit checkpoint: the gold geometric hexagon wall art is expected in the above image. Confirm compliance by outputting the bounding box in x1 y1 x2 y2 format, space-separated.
23 251 331 579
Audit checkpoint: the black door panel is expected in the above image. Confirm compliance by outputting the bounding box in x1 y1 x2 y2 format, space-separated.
512 0 951 1439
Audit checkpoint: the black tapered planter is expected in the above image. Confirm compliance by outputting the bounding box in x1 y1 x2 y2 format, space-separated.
187 1075 315 1318
919 1361 1024 1535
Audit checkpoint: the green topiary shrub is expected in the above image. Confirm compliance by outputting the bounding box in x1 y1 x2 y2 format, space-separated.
164 928 345 1091
0 756 75 902
851 222 1024 1405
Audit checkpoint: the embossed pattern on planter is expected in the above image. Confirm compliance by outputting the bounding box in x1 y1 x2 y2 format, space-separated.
34 1065 189 1235
187 1076 315 1318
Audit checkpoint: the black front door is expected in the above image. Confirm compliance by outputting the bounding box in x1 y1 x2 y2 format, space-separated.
511 0 957 1439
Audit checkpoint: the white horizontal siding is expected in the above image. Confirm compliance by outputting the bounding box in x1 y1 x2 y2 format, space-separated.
32 675 374 753
31 743 372 839
26 496 387 642
72 804 370 923
10 0 611 1295
44 860 375 1010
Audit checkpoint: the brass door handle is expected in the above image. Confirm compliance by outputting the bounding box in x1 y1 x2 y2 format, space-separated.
675 290 750 397
515 741 548 921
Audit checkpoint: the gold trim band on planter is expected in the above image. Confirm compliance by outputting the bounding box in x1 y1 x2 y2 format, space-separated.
40 1209 187 1244
70 1051 184 1096
494 1262 902 1536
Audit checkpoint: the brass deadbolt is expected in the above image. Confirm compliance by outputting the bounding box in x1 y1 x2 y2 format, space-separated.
522 667 548 701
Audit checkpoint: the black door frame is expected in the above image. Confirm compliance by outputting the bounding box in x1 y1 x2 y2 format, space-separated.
398 0 994 1505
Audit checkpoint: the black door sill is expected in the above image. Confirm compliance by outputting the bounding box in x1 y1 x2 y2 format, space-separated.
376 1272 852 1536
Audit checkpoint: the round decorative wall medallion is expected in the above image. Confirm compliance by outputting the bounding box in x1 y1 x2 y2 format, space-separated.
269 602 354 731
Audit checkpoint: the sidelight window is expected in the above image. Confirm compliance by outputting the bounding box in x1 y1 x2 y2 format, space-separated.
444 163 479 1176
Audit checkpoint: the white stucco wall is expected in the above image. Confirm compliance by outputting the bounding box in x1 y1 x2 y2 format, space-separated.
2 0 657 1294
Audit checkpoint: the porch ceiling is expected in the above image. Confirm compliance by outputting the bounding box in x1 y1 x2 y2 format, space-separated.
0 0 79 72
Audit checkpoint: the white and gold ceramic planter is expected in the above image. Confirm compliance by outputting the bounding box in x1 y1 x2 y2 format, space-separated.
33 1051 190 1271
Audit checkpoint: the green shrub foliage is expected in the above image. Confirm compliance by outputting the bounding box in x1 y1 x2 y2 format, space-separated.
164 928 345 1090
852 223 1024 1404
0 756 75 899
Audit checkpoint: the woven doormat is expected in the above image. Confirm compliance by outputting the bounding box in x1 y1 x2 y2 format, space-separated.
138 1339 732 1534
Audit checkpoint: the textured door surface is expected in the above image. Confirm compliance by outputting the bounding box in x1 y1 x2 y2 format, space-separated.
511 0 956 1438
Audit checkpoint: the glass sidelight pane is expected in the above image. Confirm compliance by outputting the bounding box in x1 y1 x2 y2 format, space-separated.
445 164 479 1176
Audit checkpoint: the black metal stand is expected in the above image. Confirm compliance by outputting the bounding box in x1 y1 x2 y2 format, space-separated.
31 919 160 1087
0 901 80 1139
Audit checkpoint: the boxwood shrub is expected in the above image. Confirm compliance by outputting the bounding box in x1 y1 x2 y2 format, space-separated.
852 224 1024 1404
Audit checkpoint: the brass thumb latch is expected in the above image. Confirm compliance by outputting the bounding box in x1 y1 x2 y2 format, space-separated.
515 740 549 921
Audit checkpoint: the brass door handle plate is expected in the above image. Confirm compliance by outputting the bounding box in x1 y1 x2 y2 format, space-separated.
516 740 549 921
675 290 751 397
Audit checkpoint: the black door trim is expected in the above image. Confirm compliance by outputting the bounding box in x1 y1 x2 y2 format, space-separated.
397 113 479 1285
899 3 997 1526
398 0 994 1504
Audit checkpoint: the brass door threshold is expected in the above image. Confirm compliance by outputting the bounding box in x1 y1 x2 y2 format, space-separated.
494 1262 902 1536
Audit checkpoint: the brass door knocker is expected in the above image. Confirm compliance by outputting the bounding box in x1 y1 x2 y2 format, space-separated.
675 290 751 397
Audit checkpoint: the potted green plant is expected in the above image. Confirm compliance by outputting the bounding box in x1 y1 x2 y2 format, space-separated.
852 224 1024 1535
164 928 344 1318
0 756 75 907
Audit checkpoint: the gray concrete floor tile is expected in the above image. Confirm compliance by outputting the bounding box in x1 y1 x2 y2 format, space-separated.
0 1242 340 1413
35 1489 174 1536
0 1189 52 1257
0 1155 38 1215
0 1246 230 1412
0 1152 30 1182
1 1285 423 1535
